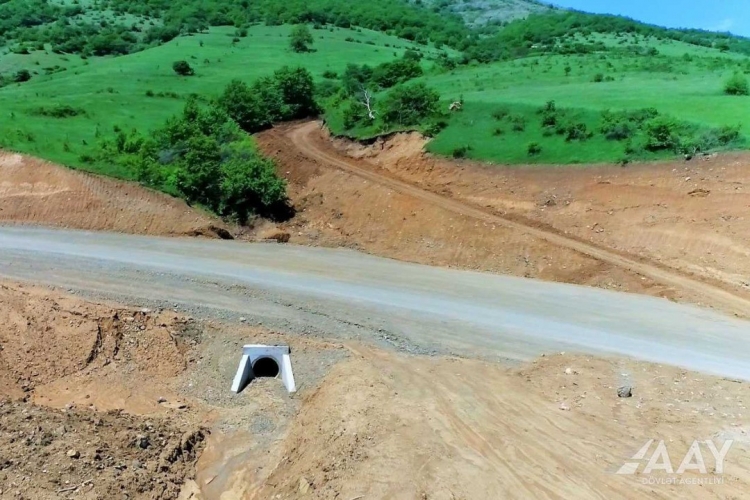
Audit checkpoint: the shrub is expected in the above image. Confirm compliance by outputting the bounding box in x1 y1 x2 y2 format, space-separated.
492 127 505 136
217 79 272 133
724 72 749 96
322 70 338 79
492 107 510 120
527 142 542 156
644 116 680 151
172 60 194 76
29 105 85 118
565 122 591 142
508 114 526 132
14 69 31 83
452 145 472 158
290 24 313 53
380 82 440 127
593 73 604 83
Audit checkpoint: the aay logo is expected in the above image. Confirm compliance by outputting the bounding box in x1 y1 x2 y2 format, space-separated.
617 439 733 476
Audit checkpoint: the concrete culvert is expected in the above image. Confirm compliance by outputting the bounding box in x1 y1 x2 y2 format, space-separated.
253 357 280 378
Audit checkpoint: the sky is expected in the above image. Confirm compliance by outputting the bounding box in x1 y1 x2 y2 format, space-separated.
550 0 750 37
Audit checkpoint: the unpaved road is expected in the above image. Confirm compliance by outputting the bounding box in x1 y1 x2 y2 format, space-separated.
1 227 750 379
287 121 750 316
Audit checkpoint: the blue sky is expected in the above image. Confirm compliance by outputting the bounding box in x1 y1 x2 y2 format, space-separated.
551 0 750 36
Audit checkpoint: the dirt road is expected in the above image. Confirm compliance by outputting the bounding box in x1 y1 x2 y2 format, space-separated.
283 121 750 316
1 226 749 380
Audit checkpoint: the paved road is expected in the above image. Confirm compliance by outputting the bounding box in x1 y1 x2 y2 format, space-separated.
1 226 750 378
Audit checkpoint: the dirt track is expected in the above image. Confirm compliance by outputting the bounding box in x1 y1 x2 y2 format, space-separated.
258 121 750 315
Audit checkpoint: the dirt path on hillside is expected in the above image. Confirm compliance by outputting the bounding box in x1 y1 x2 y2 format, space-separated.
257 121 750 315
0 151 230 238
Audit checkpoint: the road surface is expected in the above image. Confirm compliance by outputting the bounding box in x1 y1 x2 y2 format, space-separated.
0 226 749 379
288 121 750 316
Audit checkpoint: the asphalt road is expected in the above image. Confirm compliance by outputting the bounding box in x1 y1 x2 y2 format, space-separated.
2 227 750 378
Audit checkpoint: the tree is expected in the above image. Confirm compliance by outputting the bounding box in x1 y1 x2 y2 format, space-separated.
172 60 194 76
381 82 440 127
217 79 272 133
289 24 313 53
273 66 319 119
724 72 749 96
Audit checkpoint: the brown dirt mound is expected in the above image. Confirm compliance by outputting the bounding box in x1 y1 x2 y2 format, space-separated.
0 151 230 237
251 348 750 500
0 400 205 500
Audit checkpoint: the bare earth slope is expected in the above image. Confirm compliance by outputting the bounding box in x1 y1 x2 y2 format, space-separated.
4 282 749 499
0 151 229 237
257 121 750 316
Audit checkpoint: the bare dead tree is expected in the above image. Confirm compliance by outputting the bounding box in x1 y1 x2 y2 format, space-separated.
358 84 376 121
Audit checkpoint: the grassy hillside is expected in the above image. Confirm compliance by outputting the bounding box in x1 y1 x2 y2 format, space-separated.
320 32 750 165
0 25 444 177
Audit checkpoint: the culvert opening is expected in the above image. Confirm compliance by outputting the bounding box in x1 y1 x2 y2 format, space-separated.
253 357 280 378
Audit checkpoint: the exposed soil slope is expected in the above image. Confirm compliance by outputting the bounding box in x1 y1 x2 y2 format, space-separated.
257 121 750 315
251 347 750 500
0 151 229 237
2 282 750 499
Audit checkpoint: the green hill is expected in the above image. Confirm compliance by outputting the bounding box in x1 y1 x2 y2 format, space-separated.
2 0 750 180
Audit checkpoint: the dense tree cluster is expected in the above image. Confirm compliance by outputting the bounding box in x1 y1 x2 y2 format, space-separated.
217 66 318 133
91 67 318 221
464 11 750 63
102 0 471 49
97 98 287 222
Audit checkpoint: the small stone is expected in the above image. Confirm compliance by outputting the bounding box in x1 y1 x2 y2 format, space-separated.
239 317 247 323
132 459 143 469
67 449 80 459
559 402 570 411
298 476 311 494
157 397 167 404
617 386 633 398
136 435 150 449
564 368 573 375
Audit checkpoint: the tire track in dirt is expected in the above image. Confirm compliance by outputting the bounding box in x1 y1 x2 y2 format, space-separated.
288 121 750 316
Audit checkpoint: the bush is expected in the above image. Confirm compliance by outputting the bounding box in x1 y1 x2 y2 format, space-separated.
644 116 680 151
322 70 338 79
492 107 510 120
452 145 472 158
724 72 749 96
217 79 272 133
593 73 604 83
565 122 591 142
172 60 194 76
290 24 313 53
509 114 526 132
28 105 85 118
527 142 542 156
13 69 31 83
380 82 440 127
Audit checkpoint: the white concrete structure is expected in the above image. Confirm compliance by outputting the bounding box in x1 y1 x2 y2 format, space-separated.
231 344 296 393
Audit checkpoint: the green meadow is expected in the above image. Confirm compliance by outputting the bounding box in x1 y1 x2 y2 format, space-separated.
0 25 443 177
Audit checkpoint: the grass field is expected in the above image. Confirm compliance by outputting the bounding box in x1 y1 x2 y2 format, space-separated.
423 36 750 163
0 24 444 177
2 23 750 169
